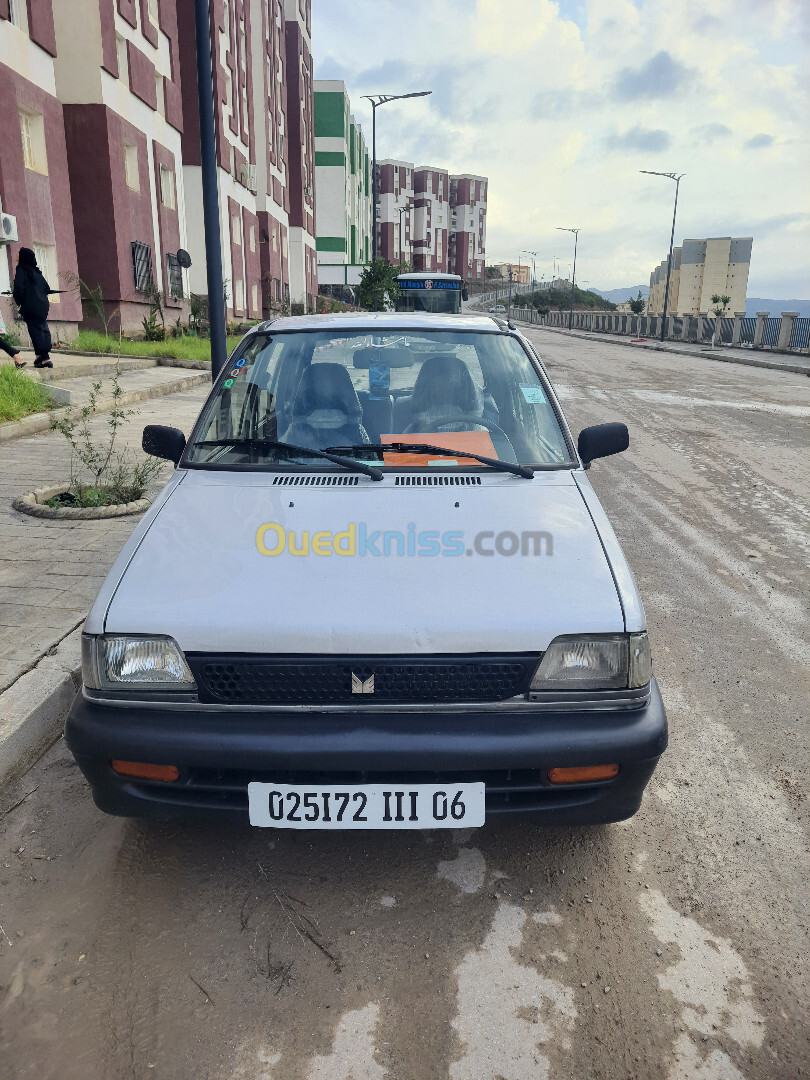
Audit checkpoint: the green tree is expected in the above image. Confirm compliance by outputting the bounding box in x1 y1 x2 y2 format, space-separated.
629 290 646 316
357 258 403 310
710 293 732 347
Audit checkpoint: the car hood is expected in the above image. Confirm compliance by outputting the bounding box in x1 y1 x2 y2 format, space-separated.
103 470 625 654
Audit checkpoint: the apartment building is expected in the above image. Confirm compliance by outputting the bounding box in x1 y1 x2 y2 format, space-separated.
178 0 317 317
1 0 317 338
313 79 370 288
448 174 487 280
648 236 752 315
0 1 82 338
488 263 531 285
376 159 488 278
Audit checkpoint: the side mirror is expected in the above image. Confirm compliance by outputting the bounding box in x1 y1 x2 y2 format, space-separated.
577 423 629 468
143 425 186 465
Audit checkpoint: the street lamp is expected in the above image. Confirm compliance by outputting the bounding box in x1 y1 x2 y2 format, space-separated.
522 249 538 290
640 170 684 341
362 92 432 261
555 227 580 330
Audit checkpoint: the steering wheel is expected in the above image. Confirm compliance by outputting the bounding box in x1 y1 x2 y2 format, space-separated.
407 415 518 462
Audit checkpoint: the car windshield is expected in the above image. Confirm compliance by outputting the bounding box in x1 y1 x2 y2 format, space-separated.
185 329 573 469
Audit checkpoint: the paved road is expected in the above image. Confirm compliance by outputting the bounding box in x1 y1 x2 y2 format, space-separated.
1 331 808 1080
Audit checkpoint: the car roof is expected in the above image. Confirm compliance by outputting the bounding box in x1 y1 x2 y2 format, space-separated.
251 312 507 333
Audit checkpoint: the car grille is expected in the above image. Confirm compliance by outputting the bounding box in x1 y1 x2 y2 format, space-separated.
186 654 537 706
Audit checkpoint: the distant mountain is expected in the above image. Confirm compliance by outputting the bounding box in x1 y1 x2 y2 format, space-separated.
592 286 649 303
746 298 810 318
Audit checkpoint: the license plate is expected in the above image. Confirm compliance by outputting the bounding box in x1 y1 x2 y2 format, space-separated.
248 782 485 829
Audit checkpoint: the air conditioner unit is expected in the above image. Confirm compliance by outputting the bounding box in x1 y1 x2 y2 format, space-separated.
0 213 18 245
239 162 257 191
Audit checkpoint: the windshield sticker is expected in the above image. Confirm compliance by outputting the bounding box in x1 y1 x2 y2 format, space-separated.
520 385 547 404
233 358 247 368
223 378 235 389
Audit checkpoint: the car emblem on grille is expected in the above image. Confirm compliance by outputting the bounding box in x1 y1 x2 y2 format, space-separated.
351 673 375 694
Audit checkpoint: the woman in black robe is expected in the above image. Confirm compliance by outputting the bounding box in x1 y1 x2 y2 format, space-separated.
12 247 57 368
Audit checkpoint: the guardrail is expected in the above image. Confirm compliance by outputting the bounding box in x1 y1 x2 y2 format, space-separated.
495 307 809 355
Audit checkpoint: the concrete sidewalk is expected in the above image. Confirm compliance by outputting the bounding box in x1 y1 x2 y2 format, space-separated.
514 320 810 376
0 381 209 787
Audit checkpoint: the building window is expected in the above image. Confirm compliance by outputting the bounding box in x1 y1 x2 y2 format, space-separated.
159 165 175 208
131 241 153 292
249 224 256 252
124 144 140 191
116 34 128 84
231 212 241 245
33 244 59 303
233 277 244 311
166 253 183 298
19 111 47 175
147 0 159 26
155 74 165 116
8 0 28 31
271 227 277 252
281 233 288 258
251 283 258 311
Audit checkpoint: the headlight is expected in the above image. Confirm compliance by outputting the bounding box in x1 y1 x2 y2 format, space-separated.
82 635 197 691
530 632 651 691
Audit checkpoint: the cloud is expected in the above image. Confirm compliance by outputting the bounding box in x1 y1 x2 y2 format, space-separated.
610 126 671 152
613 50 694 100
690 123 733 144
745 133 775 149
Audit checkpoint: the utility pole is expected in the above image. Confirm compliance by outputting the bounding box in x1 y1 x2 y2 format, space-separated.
507 266 513 318
194 0 227 379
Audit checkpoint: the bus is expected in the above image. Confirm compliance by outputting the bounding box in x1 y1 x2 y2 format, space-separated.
395 272 468 314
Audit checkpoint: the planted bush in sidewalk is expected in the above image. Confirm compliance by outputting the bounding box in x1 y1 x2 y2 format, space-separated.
47 365 163 508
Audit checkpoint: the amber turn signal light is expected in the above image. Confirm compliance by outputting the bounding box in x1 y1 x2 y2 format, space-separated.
548 764 619 784
111 760 180 781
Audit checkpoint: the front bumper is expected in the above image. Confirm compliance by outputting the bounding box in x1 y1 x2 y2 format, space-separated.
65 679 667 825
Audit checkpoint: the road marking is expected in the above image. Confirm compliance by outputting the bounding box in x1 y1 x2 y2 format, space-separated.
449 902 576 1079
306 1003 386 1080
437 846 487 894
629 388 810 416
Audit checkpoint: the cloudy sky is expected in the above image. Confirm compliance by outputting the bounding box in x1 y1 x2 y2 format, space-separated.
312 0 809 298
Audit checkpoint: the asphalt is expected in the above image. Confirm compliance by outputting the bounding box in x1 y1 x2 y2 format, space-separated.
0 332 807 1080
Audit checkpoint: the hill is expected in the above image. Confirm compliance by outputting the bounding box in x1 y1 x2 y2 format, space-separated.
746 298 810 318
592 286 649 303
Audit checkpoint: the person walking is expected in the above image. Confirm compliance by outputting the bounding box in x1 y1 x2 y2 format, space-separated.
0 305 25 367
12 247 57 368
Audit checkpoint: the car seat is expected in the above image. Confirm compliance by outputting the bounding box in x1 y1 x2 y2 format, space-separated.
281 363 370 450
398 354 490 433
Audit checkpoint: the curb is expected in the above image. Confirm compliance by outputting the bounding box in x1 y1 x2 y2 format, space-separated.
515 323 810 376
0 369 210 444
13 483 151 520
0 627 82 791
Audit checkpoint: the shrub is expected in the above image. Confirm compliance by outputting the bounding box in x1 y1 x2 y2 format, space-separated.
49 364 163 503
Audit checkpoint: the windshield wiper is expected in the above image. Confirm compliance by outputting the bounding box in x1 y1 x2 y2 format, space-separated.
325 443 534 479
194 438 383 480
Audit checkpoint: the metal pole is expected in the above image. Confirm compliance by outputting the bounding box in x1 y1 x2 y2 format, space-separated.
194 0 227 380
370 103 377 261
569 232 578 330
660 176 680 341
507 266 512 318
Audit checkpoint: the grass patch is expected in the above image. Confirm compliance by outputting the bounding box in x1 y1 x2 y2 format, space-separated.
71 330 243 362
0 365 55 422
